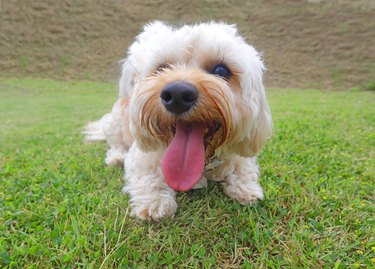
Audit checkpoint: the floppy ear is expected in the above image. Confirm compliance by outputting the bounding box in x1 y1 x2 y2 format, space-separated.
247 84 272 156
234 88 272 157
119 58 136 97
119 21 172 98
232 47 272 157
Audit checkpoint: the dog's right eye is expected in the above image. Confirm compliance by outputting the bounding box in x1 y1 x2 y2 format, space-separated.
156 64 171 72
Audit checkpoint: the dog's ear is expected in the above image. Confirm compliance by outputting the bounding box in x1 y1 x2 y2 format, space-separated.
235 86 272 157
119 21 172 98
247 85 272 156
119 58 136 97
233 48 272 157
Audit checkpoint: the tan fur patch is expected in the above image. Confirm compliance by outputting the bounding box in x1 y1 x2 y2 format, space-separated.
129 66 242 160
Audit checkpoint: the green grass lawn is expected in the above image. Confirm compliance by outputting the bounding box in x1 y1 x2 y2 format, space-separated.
0 78 374 268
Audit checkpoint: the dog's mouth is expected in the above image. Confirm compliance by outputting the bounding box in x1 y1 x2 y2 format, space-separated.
161 121 221 192
169 122 221 148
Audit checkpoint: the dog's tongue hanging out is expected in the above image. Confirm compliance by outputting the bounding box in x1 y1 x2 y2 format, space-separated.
161 122 205 191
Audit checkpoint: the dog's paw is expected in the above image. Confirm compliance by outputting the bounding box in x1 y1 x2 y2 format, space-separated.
105 148 125 166
223 177 264 205
131 196 177 221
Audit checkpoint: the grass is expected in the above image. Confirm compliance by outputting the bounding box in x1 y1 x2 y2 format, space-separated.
0 78 374 268
364 79 375 91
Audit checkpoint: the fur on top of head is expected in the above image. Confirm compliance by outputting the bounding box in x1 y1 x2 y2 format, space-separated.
119 21 272 159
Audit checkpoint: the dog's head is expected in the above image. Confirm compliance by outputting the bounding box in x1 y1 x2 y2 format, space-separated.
120 21 272 191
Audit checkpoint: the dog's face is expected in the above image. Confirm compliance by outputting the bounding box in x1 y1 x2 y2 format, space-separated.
120 22 272 190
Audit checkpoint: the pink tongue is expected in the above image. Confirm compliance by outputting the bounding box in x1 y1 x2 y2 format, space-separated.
161 123 205 191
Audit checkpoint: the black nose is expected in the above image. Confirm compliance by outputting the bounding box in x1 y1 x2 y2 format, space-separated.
160 81 199 115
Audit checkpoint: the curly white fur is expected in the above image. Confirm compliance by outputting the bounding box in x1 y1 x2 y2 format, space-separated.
84 21 272 220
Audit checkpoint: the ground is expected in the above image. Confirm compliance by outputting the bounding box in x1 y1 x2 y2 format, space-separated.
0 79 374 268
0 1 374 268
0 0 374 89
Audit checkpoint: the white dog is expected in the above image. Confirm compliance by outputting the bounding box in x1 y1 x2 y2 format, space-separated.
84 21 272 220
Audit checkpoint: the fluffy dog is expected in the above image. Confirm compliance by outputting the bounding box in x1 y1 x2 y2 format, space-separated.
84 21 272 220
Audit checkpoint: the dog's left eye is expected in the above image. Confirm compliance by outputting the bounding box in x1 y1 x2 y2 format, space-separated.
210 64 231 79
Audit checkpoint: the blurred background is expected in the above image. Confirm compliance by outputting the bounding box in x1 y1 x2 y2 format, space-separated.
0 0 374 90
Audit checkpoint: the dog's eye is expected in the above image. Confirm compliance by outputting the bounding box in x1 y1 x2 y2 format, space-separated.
156 64 171 72
210 64 231 79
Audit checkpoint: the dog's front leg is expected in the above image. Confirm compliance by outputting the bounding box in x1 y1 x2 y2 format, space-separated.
219 156 264 205
123 144 177 220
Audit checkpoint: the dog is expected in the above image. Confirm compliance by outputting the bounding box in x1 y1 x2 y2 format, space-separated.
84 21 272 220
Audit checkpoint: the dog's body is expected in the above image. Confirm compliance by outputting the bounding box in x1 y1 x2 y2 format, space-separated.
84 22 272 220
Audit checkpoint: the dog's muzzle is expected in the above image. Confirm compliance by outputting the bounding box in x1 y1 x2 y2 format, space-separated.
160 81 198 115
